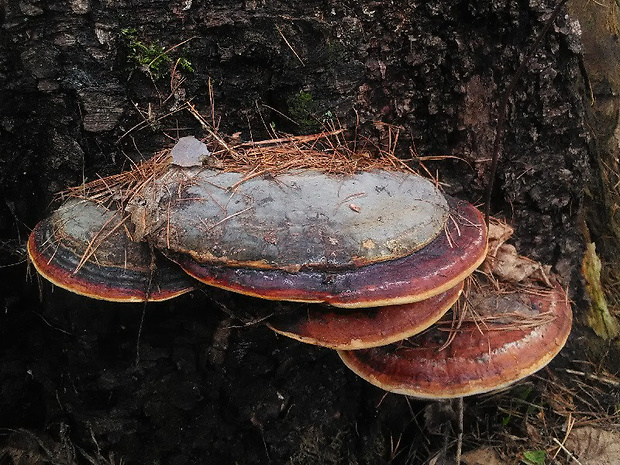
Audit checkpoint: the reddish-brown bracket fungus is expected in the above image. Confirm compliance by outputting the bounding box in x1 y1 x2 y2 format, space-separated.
126 168 450 271
25 134 574 406
267 281 463 350
169 196 487 308
28 199 196 302
337 282 572 399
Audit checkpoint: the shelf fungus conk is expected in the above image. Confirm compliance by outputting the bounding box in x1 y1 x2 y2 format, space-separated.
337 282 572 399
266 281 463 350
169 196 487 308
126 168 451 271
27 135 572 400
28 199 196 302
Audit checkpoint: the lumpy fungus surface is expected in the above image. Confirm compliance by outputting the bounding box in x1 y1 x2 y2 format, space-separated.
126 168 450 271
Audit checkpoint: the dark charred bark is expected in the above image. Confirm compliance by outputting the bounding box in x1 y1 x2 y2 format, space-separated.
0 0 597 463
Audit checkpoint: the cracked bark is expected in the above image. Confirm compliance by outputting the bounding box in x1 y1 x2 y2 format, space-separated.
0 1 601 462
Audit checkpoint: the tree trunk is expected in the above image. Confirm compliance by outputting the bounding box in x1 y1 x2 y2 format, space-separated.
0 0 603 463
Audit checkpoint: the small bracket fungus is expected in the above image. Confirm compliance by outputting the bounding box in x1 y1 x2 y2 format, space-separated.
28 199 196 302
337 282 572 399
267 281 463 350
169 196 487 308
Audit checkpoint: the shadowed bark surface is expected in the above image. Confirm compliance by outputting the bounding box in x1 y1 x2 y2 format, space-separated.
0 0 597 463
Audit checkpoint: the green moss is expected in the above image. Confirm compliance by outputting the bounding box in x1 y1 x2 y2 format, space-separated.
120 28 193 80
286 90 322 133
522 449 546 465
582 242 620 339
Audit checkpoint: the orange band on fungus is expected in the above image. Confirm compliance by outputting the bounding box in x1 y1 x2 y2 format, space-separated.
267 281 463 349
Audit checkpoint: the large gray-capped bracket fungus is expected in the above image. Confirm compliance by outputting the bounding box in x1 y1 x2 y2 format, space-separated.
170 196 487 308
28 198 196 302
126 167 451 271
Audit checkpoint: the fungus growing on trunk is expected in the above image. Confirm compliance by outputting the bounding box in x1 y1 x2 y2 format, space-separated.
168 197 487 308
25 133 572 402
337 282 572 399
28 199 196 302
126 168 451 271
266 281 463 349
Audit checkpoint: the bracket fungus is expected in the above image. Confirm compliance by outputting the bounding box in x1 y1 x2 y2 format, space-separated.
27 198 196 302
126 168 451 271
168 196 487 308
337 281 572 399
27 134 572 401
266 281 463 350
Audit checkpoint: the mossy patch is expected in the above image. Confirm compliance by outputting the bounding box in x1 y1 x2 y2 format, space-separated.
285 91 322 133
120 28 193 80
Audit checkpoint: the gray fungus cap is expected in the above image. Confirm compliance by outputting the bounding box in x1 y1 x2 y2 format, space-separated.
127 168 450 271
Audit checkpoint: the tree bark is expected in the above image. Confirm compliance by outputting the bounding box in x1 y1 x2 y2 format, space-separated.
0 0 597 463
